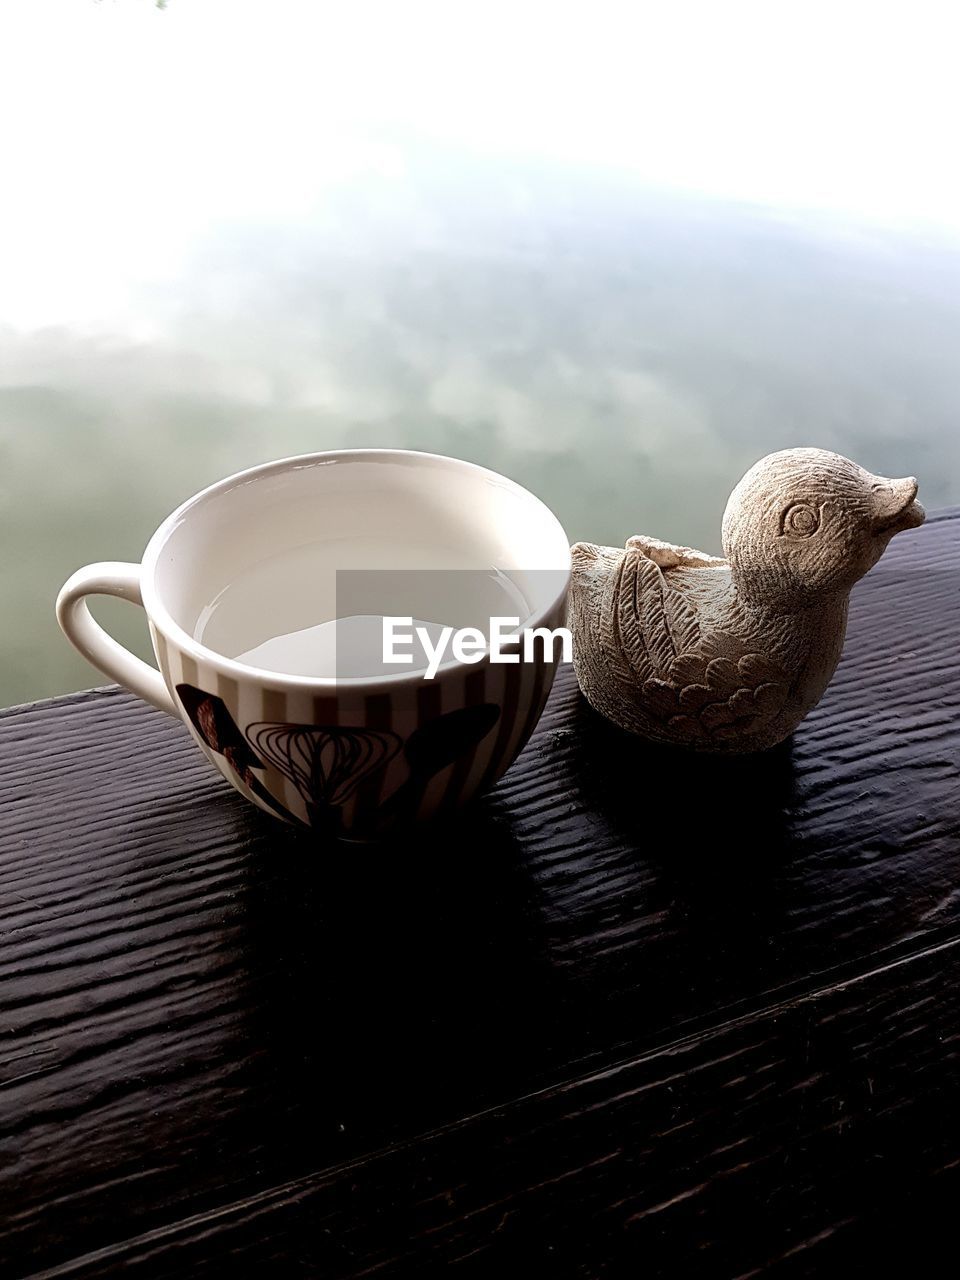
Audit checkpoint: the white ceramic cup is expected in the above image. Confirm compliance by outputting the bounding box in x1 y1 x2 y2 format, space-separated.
56 450 571 837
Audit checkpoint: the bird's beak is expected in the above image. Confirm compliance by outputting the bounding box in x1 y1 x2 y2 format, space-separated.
871 475 925 537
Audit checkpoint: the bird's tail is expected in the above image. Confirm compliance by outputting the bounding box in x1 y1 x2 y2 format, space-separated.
571 540 602 568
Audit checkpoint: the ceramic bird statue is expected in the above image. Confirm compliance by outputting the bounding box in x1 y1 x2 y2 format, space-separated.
569 448 924 752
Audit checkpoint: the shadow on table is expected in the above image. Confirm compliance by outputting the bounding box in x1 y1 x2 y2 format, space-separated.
225 799 558 1161
568 691 798 877
530 689 801 1016
215 686 799 1169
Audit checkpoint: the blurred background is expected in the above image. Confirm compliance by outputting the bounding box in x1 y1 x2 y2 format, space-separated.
2 0 960 704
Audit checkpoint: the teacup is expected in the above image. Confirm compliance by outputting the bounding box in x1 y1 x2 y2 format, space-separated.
56 450 571 837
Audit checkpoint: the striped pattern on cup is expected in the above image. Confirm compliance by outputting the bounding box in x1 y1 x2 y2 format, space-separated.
151 595 566 837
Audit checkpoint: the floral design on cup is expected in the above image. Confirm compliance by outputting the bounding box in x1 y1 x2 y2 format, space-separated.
177 682 502 835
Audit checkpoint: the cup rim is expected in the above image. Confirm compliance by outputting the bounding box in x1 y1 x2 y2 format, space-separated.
141 448 572 691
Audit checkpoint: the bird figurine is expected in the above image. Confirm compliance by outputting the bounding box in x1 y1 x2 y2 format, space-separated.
569 448 924 753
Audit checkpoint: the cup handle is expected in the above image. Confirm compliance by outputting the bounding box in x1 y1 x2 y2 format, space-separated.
56 562 178 716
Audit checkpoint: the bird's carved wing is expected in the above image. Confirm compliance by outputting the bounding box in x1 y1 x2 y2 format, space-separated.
601 547 702 683
607 547 790 743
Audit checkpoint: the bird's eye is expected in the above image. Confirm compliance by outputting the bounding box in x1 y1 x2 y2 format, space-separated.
781 503 821 537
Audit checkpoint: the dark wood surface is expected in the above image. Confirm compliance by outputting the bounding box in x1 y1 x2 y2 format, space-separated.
2 510 959 1277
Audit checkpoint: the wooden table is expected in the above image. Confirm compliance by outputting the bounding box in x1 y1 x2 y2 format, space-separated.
3 511 960 1278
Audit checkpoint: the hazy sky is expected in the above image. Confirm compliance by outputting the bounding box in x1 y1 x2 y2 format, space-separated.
3 1 960 705
3 0 960 332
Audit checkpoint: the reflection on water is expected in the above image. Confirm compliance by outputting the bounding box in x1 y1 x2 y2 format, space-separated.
3 158 960 704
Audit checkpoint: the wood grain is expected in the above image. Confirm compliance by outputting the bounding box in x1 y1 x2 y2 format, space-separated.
34 936 960 1278
1 511 959 1276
